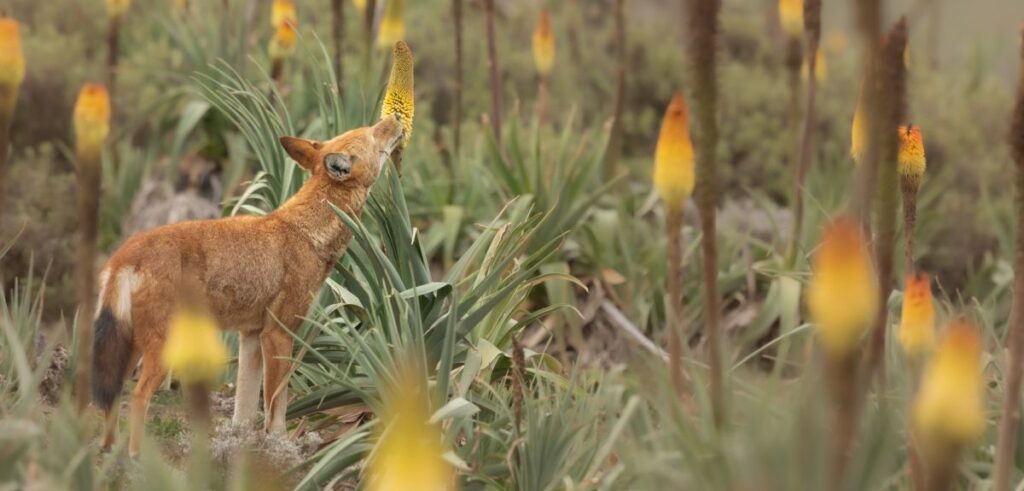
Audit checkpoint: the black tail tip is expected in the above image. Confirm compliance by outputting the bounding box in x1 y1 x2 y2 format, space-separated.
91 307 131 411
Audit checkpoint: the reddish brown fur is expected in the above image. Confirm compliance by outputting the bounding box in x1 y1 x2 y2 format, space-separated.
92 116 404 457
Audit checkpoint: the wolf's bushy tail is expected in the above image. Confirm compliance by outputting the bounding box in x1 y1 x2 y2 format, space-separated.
91 307 133 411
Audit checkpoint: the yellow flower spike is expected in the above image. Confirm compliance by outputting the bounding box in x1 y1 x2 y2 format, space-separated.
269 21 298 60
271 0 297 29
850 97 865 164
807 216 879 359
367 368 454 491
106 0 132 19
162 308 228 385
353 0 367 14
913 321 985 451
778 0 804 38
381 40 415 143
898 272 936 359
898 125 926 185
377 0 405 48
801 49 827 83
532 10 555 77
73 84 111 161
0 17 25 116
653 92 695 213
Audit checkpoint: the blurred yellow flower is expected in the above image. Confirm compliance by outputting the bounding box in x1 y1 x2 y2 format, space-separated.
801 49 827 83
271 0 297 29
367 369 454 491
381 41 415 143
850 97 865 164
73 84 111 160
353 0 367 14
898 272 935 359
778 0 803 38
162 308 228 385
269 21 298 60
653 93 695 213
913 321 985 449
807 216 879 358
532 10 555 77
0 17 24 119
898 125 926 184
106 0 132 19
377 0 405 48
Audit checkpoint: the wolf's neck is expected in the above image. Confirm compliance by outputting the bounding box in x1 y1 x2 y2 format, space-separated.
271 179 368 263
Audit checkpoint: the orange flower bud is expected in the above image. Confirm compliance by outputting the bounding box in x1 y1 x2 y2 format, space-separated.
367 365 454 491
898 272 936 359
377 0 405 48
653 92 695 213
898 125 926 184
271 0 297 29
801 49 827 83
913 321 985 451
778 0 803 38
106 0 132 19
532 10 555 77
269 21 298 60
850 97 865 164
0 17 25 115
73 84 111 160
162 308 228 384
807 216 879 358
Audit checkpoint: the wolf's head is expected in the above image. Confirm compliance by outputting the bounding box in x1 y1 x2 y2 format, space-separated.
279 115 405 190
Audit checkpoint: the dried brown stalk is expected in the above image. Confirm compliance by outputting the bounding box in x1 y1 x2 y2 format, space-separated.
684 0 725 429
993 24 1024 491
483 0 502 143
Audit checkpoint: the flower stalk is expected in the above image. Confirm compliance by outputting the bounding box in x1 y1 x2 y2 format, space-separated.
865 18 909 382
784 0 821 268
602 0 626 179
105 0 130 95
684 0 725 429
807 216 878 480
72 83 111 410
532 9 555 126
483 0 502 144
452 0 463 155
898 125 926 274
993 24 1024 491
654 92 696 399
332 0 344 92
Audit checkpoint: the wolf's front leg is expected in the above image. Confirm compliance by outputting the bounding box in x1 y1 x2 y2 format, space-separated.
232 330 263 424
260 325 294 433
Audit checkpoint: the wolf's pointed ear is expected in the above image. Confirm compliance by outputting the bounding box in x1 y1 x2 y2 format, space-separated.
279 136 322 171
